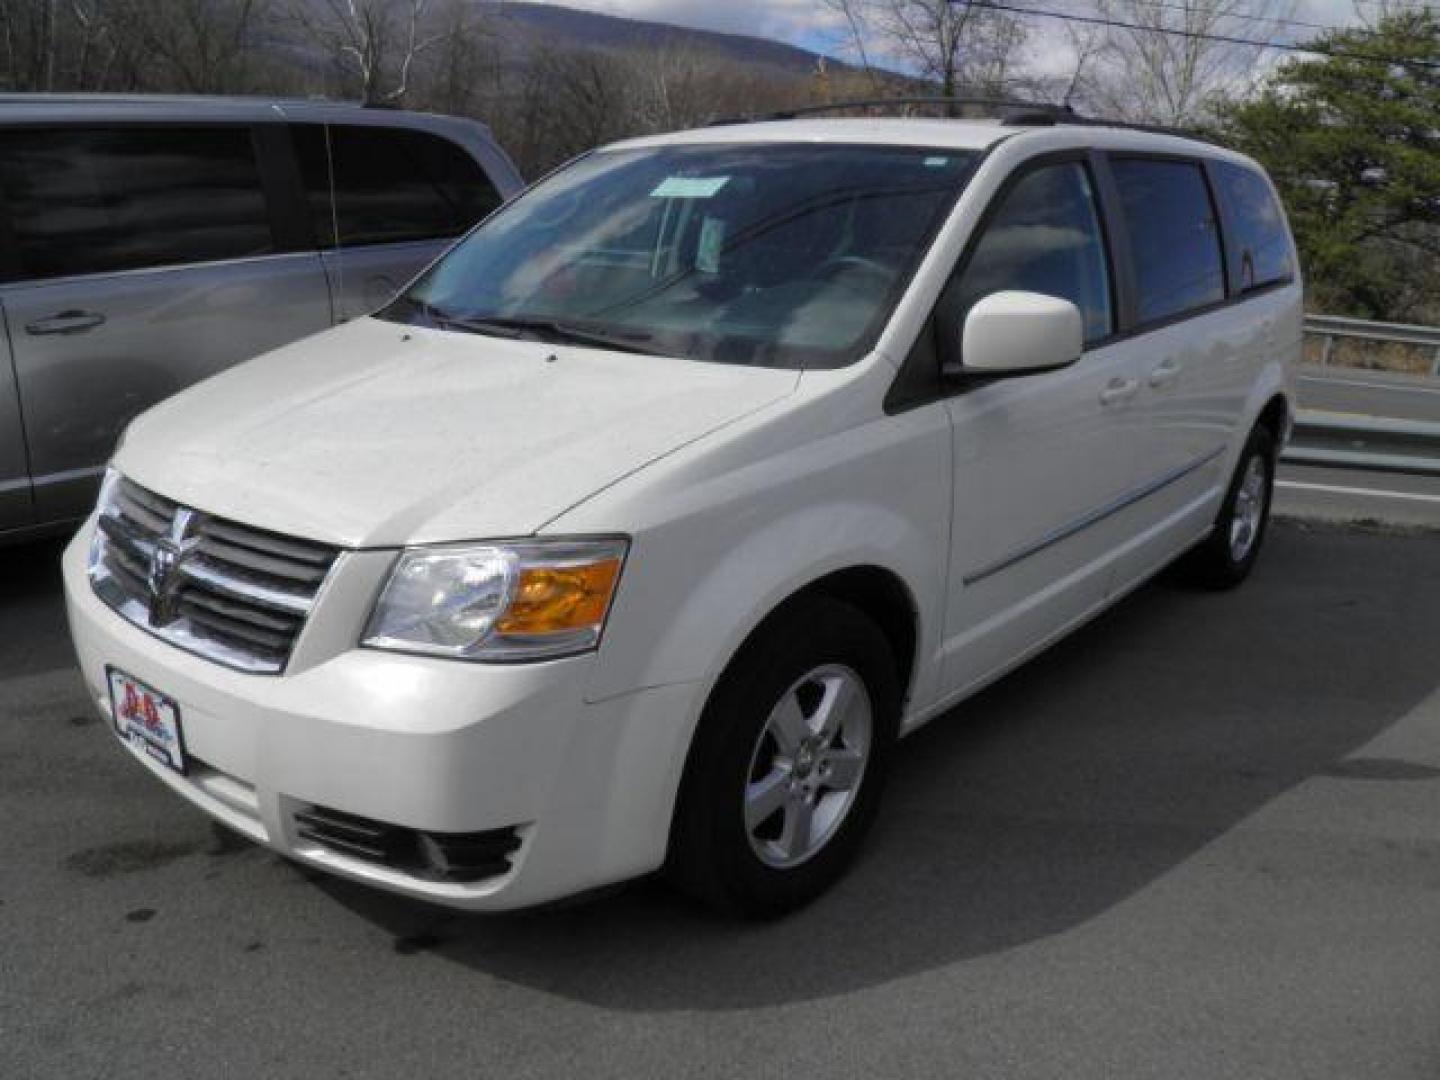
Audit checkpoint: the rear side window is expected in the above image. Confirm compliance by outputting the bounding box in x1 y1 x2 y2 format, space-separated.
1214 162 1292 291
944 161 1114 346
294 124 502 248
1110 158 1225 324
0 126 274 281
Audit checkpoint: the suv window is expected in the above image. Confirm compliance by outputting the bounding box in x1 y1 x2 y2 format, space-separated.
1111 158 1225 324
1214 161 1292 291
944 161 1113 347
0 126 273 282
294 124 502 248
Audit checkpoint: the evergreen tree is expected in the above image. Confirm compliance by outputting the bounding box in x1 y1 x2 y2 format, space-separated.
1217 11 1440 320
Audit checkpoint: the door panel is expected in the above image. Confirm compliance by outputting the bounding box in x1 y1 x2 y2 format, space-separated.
941 342 1145 695
1103 157 1255 586
933 157 1145 697
1111 157 1235 505
322 240 446 322
3 254 332 521
0 302 33 531
1112 291 1289 590
1132 308 1247 503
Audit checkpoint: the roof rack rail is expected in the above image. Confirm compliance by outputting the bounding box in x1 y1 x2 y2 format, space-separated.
706 95 1071 127
771 97 1077 121
707 95 1217 144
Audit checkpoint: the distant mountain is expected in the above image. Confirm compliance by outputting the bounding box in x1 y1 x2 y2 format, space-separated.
490 2 841 75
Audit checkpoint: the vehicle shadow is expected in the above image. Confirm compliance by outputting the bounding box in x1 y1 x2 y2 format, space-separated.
310 523 1439 1008
0 536 75 678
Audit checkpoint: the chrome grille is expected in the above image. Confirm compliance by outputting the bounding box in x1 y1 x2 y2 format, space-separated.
90 474 340 674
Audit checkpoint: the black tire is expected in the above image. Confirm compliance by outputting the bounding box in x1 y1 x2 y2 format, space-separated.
1181 424 1276 589
666 595 901 919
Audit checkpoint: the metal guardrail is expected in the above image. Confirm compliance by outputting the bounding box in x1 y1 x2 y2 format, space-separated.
1290 314 1440 474
1305 314 1440 375
1286 411 1440 477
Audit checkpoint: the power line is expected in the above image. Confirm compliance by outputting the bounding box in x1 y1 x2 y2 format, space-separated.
1347 0 1438 9
1016 0 1390 41
946 0 1440 55
965 0 1440 71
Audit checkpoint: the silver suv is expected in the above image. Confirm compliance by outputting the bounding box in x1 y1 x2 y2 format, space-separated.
0 95 522 540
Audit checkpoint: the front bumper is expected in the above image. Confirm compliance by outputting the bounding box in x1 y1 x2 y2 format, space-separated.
63 523 700 910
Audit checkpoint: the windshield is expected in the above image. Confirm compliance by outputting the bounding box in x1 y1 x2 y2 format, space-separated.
381 143 978 369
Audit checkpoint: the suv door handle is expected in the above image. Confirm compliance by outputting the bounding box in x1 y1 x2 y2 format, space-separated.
1149 359 1182 388
26 310 107 336
1099 377 1139 406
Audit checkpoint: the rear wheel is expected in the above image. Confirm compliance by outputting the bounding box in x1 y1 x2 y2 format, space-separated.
666 596 900 918
1182 424 1276 589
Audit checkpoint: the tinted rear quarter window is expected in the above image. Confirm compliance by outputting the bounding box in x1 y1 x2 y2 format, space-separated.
1214 161 1292 290
1110 158 1226 325
294 124 503 248
0 126 274 281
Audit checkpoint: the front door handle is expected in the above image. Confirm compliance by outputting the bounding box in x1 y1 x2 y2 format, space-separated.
1149 359 1182 388
1099 377 1139 407
26 310 107 336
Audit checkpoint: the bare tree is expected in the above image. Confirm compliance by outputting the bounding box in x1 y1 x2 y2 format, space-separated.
3 0 76 90
422 5 499 117
68 1 121 89
100 0 272 93
1054 20 1106 108
822 0 1027 101
0 0 1006 176
1356 0 1431 28
291 0 464 104
628 43 749 132
1075 0 1295 126
0 0 154 92
822 0 883 94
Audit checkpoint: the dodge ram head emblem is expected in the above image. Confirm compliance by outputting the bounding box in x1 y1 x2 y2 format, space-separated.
147 508 204 627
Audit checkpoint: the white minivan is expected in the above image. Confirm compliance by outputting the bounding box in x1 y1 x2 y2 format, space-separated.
64 112 1301 917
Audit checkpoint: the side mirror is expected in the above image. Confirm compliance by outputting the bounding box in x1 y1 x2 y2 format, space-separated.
948 290 1083 378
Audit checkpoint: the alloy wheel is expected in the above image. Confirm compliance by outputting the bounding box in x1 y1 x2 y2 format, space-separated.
1229 452 1268 563
743 663 873 869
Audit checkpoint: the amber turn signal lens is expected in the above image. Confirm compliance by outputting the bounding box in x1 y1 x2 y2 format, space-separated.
495 558 623 636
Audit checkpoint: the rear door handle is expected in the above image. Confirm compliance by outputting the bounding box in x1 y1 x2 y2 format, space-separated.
26 310 107 336
1148 359 1182 388
1099 377 1139 407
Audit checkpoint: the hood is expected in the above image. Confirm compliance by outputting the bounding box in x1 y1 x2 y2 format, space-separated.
116 318 799 547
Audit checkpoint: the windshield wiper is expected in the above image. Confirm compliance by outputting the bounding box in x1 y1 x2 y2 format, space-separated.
433 314 662 356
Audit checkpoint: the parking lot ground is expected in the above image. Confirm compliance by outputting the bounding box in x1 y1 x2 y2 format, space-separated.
3 520 1440 1079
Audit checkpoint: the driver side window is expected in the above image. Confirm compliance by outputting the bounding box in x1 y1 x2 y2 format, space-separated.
941 161 1114 358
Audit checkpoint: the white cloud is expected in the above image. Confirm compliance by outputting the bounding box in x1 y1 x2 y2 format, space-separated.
521 0 850 46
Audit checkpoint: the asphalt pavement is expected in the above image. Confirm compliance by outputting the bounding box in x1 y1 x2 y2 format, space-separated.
1296 365 1440 424
4 519 1440 1079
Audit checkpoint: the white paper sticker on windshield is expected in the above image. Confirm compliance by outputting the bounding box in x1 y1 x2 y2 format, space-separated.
651 176 730 199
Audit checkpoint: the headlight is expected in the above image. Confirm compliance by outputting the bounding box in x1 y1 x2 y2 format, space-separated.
363 537 628 661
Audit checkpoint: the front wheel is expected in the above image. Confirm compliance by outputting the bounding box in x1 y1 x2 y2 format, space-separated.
1181 424 1276 589
666 596 900 918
